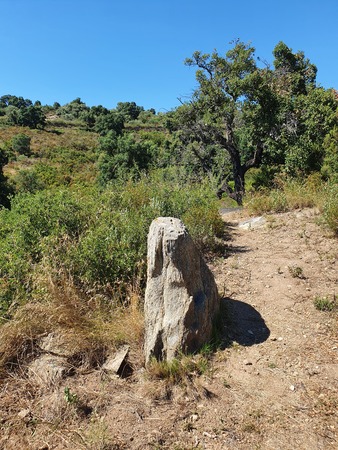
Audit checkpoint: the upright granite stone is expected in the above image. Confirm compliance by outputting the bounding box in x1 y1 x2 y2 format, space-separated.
144 217 219 363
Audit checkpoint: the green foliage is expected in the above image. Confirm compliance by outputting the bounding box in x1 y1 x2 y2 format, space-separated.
246 166 282 191
288 265 305 279
6 105 46 129
116 101 144 121
180 40 279 203
283 88 337 175
11 143 98 194
56 97 89 120
245 176 338 236
320 183 338 235
273 41 317 95
176 40 337 204
11 133 31 156
313 295 337 312
93 111 125 136
0 148 12 208
97 131 157 184
147 352 209 384
12 169 46 194
322 126 338 182
0 174 224 317
64 387 78 404
0 95 33 109
80 105 110 130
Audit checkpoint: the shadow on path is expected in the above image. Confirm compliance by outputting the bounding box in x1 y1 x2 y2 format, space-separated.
220 297 270 346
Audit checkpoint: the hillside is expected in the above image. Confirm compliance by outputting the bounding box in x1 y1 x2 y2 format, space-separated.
0 207 336 449
0 80 337 449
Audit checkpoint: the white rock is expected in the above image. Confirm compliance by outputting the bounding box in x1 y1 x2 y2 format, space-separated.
238 216 266 230
17 409 31 419
28 355 69 385
144 218 219 363
102 345 129 375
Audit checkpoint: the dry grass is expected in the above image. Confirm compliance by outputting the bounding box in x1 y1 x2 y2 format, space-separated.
0 123 98 155
0 272 144 380
0 273 144 446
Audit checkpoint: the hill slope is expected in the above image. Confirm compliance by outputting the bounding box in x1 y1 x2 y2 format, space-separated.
0 208 337 449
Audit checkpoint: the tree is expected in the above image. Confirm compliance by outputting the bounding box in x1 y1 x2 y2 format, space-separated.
0 148 12 208
57 98 89 120
272 41 317 96
5 104 46 129
97 131 156 184
177 40 278 204
283 88 337 175
18 106 46 129
116 101 144 121
321 125 338 182
11 133 31 156
175 40 336 204
80 105 110 130
0 95 32 109
94 111 125 136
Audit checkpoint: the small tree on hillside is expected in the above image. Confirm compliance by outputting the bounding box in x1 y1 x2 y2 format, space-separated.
97 131 156 184
11 134 31 156
116 101 144 121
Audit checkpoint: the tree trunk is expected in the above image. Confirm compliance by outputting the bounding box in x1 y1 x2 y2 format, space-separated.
217 151 246 206
233 169 245 205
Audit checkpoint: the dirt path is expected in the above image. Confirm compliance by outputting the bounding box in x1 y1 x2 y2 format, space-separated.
200 208 337 449
1 209 337 450
101 208 337 450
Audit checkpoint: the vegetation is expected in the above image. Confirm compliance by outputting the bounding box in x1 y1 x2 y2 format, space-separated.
0 172 225 319
167 40 337 204
0 40 337 450
245 176 338 235
0 38 337 381
313 295 337 312
147 352 209 384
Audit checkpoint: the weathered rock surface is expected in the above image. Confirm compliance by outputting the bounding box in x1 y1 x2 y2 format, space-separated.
28 355 70 386
144 217 219 363
102 345 130 377
39 332 75 357
238 216 266 230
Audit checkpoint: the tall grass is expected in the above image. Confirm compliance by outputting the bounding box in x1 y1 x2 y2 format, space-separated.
319 183 338 236
245 176 338 235
0 273 144 377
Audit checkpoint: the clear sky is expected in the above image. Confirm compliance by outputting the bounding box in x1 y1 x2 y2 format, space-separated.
1 0 337 112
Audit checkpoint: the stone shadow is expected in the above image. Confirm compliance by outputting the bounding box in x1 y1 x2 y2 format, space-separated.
220 297 270 346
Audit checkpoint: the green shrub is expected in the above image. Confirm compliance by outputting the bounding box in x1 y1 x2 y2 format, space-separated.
320 183 338 235
0 174 225 317
147 353 209 384
245 189 287 214
314 295 337 312
11 133 31 156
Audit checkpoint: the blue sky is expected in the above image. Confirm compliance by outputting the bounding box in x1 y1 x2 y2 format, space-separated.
1 0 337 112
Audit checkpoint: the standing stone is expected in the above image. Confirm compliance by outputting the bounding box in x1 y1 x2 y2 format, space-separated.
144 217 219 363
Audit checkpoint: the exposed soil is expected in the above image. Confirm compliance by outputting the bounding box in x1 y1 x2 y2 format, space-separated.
0 208 337 449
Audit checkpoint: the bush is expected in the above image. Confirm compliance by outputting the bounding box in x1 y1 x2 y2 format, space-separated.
245 176 338 237
0 174 225 317
320 183 338 235
314 295 337 312
11 133 31 156
245 176 321 214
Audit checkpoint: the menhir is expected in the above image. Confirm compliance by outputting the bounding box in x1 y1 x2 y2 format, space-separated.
144 217 219 363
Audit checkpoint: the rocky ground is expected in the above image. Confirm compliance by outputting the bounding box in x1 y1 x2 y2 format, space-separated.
0 208 337 449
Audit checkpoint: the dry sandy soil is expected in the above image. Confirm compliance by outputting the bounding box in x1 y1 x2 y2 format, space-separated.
0 208 337 449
